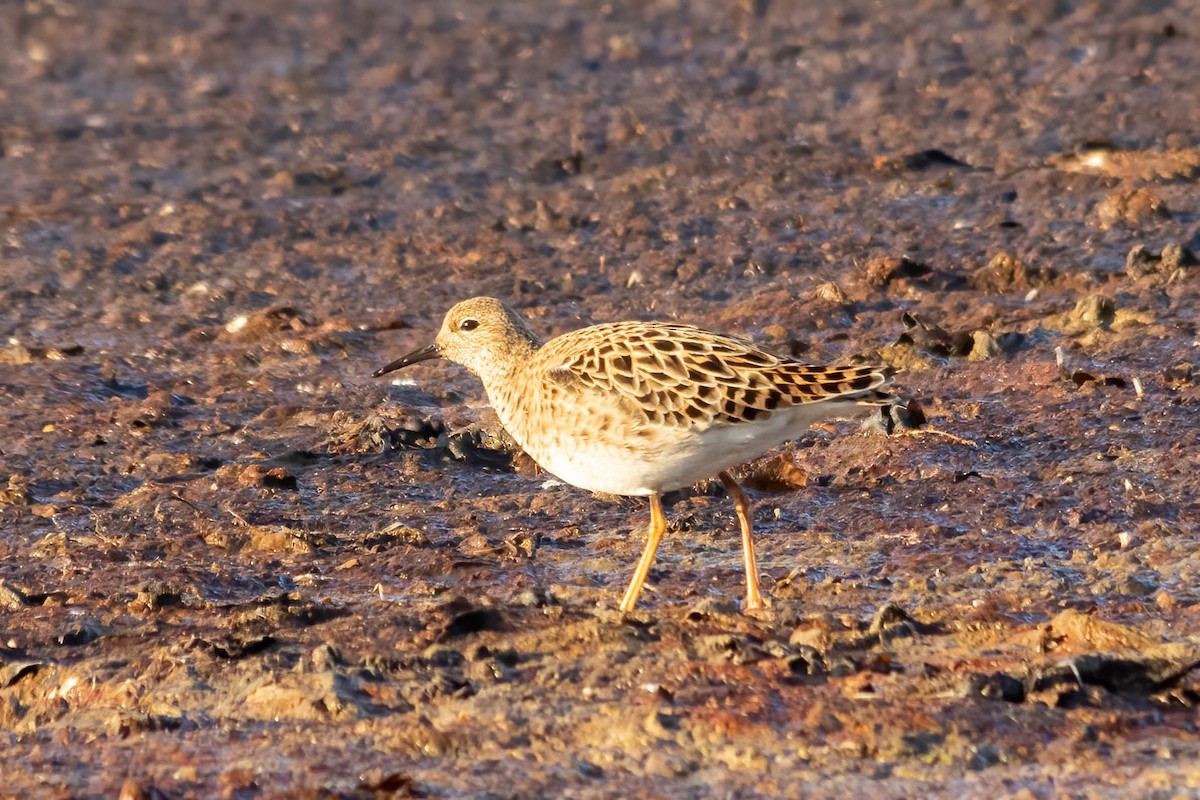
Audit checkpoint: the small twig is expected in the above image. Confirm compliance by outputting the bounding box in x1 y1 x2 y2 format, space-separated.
91 514 121 547
220 504 251 527
1066 659 1085 689
902 427 979 448
154 492 206 521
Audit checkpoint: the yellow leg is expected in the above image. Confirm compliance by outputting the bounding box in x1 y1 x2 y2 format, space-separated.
619 495 666 612
719 471 765 610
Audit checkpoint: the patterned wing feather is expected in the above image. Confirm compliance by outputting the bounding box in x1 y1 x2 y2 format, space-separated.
543 322 894 428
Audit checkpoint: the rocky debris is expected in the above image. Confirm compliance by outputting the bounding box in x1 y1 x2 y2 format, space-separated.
862 398 927 435
0 341 34 366
0 476 32 507
1164 363 1196 387
1048 142 1200 181
0 341 84 366
1096 188 1171 228
1067 369 1128 390
1068 295 1115 329
0 580 31 610
893 312 1025 361
876 148 975 173
1125 242 1197 280
441 426 516 471
969 251 1052 294
806 281 849 306
221 306 314 342
1030 652 1200 700
112 389 193 429
237 464 298 490
1046 294 1155 335
741 452 809 492
862 256 933 287
868 602 919 640
326 410 446 453
964 672 1026 703
857 256 965 293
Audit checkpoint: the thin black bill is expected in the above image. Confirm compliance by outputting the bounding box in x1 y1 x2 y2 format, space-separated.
371 344 441 377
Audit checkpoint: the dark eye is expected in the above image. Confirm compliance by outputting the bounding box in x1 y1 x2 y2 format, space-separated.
459 318 480 332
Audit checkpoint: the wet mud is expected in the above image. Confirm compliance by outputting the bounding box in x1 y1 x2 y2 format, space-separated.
1 0 1199 797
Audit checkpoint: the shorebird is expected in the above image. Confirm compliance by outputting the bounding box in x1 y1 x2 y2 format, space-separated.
374 297 893 612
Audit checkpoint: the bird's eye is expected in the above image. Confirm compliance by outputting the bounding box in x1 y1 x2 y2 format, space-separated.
459 318 480 332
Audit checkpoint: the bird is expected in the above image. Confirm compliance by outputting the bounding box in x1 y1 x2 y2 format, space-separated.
373 296 894 612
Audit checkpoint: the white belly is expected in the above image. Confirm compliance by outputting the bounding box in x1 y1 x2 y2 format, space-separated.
519 404 838 496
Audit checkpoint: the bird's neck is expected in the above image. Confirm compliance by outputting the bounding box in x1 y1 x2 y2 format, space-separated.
476 337 538 422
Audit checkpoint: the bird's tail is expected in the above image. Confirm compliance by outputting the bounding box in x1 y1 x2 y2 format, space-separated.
770 363 895 406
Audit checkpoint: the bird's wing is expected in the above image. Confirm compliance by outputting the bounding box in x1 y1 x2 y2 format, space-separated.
542 322 893 429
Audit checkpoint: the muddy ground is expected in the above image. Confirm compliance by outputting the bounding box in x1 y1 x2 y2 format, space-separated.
2 0 1199 797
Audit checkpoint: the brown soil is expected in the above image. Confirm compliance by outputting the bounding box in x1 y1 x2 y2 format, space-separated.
2 1 1199 797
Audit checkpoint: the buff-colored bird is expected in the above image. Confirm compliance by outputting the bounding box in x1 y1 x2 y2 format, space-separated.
375 297 893 611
